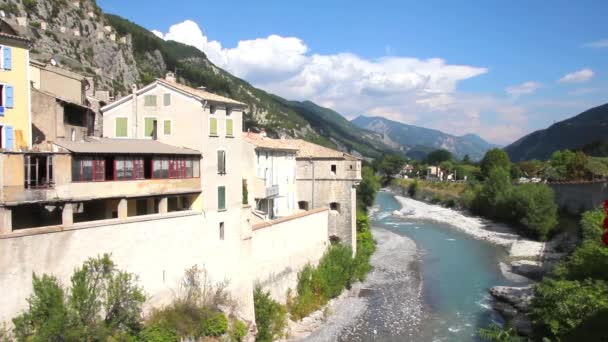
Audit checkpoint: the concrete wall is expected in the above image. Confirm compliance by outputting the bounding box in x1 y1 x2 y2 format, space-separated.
548 181 608 215
0 211 255 325
251 209 329 303
30 64 85 105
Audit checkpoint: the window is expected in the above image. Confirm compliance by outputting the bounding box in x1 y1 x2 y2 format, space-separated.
218 186 226 210
115 157 144 180
115 118 128 137
330 202 340 213
219 222 225 240
163 120 171 135
209 117 218 136
3 125 13 149
163 93 171 106
331 164 337 175
225 118 234 137
298 201 309 211
72 157 105 182
226 107 232 116
0 84 14 110
24 155 54 189
210 105 216 114
144 117 157 138
144 95 157 106
152 157 199 179
217 150 226 174
2 46 11 70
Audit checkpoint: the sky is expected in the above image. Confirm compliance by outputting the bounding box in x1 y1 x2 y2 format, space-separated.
97 0 608 145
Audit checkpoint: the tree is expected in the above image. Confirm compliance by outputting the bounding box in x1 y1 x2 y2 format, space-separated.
462 154 472 164
510 184 558 240
586 158 608 179
474 167 512 219
357 166 380 209
518 160 543 177
425 149 452 165
480 148 511 178
377 155 406 180
13 255 145 341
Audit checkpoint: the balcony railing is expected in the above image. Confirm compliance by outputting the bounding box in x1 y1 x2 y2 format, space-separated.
266 184 280 198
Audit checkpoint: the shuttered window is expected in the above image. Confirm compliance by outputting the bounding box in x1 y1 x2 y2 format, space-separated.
144 118 156 138
144 95 157 106
4 125 14 150
209 117 218 136
163 93 171 106
115 118 127 137
218 186 226 210
5 85 13 108
217 150 226 174
226 119 234 137
3 47 11 70
163 120 171 135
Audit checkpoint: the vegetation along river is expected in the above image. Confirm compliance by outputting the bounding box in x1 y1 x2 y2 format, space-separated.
305 191 529 341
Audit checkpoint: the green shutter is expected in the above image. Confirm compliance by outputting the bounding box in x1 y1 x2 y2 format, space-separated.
164 120 171 135
145 118 155 137
210 117 218 136
226 119 233 137
218 186 226 210
144 95 157 106
163 93 171 106
115 118 127 137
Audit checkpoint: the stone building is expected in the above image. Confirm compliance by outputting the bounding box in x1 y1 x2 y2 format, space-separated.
30 60 97 144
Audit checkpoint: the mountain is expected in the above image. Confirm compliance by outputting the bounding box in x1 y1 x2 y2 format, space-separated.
3 0 393 158
505 103 608 162
352 116 496 160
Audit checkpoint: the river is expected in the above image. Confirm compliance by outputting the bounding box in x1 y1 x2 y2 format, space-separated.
302 191 530 342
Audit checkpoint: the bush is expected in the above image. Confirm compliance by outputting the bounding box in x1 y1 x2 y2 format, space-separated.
12 255 145 341
230 319 248 342
407 180 419 198
139 324 178 342
532 279 608 337
200 311 228 337
253 287 286 342
509 184 558 240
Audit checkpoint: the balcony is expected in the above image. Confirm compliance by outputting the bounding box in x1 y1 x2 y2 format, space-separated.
266 184 280 198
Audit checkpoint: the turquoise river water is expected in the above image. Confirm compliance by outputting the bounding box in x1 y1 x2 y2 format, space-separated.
336 191 523 342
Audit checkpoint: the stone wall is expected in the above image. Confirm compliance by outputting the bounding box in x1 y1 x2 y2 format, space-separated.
548 181 608 215
251 209 329 303
0 212 255 324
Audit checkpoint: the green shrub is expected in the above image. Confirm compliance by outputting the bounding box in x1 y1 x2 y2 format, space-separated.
139 324 178 342
230 319 248 342
200 311 228 337
407 180 419 198
253 287 286 342
532 279 608 337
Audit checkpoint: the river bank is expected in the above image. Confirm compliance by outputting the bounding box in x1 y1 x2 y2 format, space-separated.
287 227 423 342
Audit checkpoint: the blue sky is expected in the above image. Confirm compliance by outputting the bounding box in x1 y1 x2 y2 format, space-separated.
98 0 607 144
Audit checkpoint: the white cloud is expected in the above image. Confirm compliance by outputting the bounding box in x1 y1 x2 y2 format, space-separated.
558 68 594 84
583 39 608 48
155 20 540 142
505 81 542 97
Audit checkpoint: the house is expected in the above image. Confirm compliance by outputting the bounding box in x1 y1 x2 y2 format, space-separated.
0 137 202 234
30 60 98 144
285 139 361 251
401 164 414 178
426 165 443 180
243 131 299 220
0 22 31 150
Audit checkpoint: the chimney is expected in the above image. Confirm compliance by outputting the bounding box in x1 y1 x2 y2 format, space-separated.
165 72 176 83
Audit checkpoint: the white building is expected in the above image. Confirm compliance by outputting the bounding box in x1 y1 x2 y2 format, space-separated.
243 132 298 219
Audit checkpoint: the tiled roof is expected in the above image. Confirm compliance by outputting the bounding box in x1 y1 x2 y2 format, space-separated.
286 139 360 160
157 79 247 107
54 137 201 155
0 31 30 44
242 132 298 151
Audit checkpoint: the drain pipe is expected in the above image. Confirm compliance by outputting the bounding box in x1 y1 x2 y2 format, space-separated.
309 156 315 208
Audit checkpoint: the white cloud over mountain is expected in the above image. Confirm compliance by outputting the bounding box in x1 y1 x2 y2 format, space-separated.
506 81 542 97
558 68 594 84
152 20 534 144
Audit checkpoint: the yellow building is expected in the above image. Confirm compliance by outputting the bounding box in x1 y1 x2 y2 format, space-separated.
0 26 31 150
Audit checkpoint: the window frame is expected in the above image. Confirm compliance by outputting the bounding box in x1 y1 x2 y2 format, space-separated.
143 94 157 107
209 116 218 137
152 156 200 179
114 157 145 181
225 118 234 137
72 156 106 182
217 150 226 175
218 186 226 211
163 119 172 136
143 116 157 139
114 117 128 138
163 93 171 106
219 222 225 240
